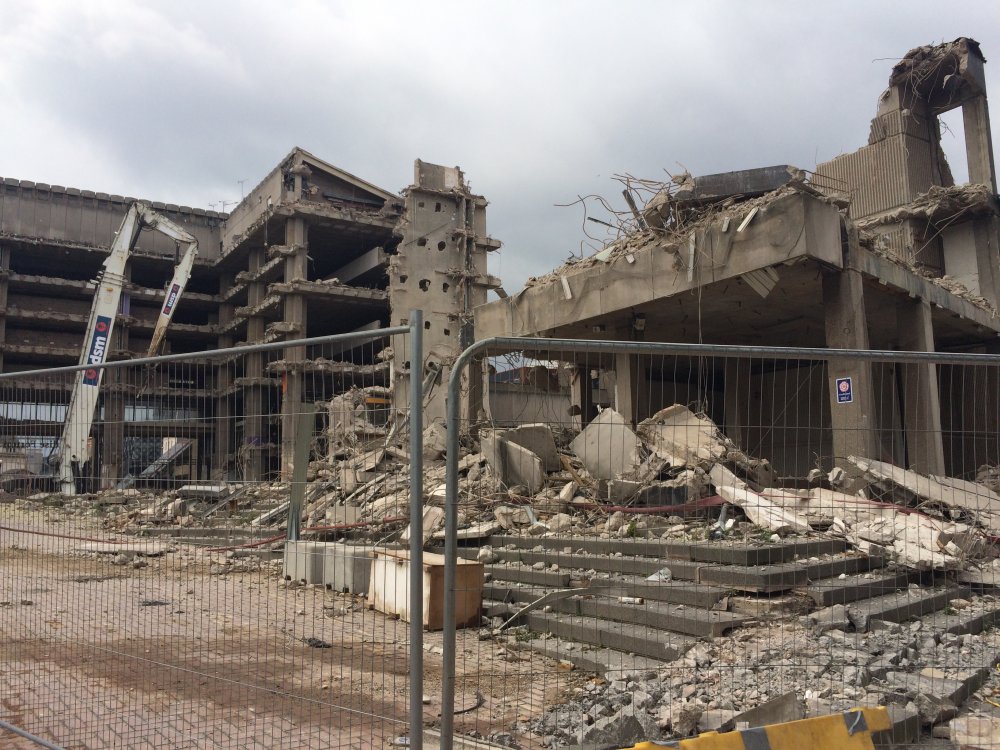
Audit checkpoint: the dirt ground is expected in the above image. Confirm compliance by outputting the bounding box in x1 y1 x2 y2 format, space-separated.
0 506 573 749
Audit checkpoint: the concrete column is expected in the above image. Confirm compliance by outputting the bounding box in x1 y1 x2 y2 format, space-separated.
822 265 878 463
244 248 266 481
724 358 743 448
213 271 235 475
613 353 635 425
896 299 946 475
0 247 9 373
963 95 997 192
570 365 595 429
972 216 1000 309
281 217 308 480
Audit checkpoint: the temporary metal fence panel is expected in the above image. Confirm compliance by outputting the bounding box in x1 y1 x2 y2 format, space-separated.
441 338 1000 749
0 320 426 749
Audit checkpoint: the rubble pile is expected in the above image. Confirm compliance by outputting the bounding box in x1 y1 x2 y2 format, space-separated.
522 603 1000 746
523 178 844 292
15 395 1000 577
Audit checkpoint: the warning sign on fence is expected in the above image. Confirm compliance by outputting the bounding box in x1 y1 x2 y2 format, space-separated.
836 376 853 404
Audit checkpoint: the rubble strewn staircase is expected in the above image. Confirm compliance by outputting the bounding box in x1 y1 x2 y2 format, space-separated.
437 533 1000 746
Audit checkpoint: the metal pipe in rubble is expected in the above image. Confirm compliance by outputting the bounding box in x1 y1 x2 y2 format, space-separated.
408 309 425 750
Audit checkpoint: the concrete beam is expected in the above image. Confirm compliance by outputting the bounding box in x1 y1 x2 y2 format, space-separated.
330 246 387 284
475 191 843 338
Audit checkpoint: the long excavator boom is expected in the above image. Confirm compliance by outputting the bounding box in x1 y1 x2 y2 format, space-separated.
58 202 199 495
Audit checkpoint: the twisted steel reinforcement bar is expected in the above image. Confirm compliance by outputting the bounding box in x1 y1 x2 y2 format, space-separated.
439 336 1000 749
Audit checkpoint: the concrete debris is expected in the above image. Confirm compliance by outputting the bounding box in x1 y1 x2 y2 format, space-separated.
638 404 730 467
849 455 1000 534
710 465 810 535
481 431 545 493
951 715 1000 749
569 408 642 480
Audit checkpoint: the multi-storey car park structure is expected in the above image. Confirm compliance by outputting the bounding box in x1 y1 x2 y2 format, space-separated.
0 37 997 493
0 149 498 489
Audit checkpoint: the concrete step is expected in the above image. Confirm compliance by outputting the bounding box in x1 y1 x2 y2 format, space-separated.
524 611 697 662
488 535 847 565
486 564 571 588
801 553 885 580
800 571 914 607
487 555 885 595
485 585 750 638
486 573 728 610
508 636 668 678
479 549 668 576
847 585 971 631
882 666 994 708
919 603 1000 636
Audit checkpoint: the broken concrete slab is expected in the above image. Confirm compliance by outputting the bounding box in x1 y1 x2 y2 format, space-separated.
638 404 729 467
399 505 445 545
177 482 232 500
501 424 561 472
722 691 805 732
849 456 1000 534
951 714 1000 749
712 471 811 535
481 432 545 493
570 408 642 480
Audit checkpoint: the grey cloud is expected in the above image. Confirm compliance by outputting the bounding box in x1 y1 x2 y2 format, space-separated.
0 0 997 291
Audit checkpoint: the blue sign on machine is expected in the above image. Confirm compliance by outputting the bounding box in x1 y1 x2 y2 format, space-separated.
82 315 113 387
836 376 853 404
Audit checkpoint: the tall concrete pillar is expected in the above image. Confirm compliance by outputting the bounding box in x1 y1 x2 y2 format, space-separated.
570 365 595 429
963 95 997 192
244 248 266 481
972 216 1000 309
822 264 878 463
896 299 946 474
213 271 235 475
613 353 635 426
280 218 308 480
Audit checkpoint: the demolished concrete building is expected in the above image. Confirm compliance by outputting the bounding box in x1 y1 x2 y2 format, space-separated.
476 36 1000 482
0 148 499 487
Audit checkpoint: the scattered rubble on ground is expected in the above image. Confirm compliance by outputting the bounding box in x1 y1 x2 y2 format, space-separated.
11 396 1000 747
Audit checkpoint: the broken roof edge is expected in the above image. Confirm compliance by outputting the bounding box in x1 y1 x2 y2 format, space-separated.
229 146 398 218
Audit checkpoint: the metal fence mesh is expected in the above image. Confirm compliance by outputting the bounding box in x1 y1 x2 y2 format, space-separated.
441 341 1000 749
0 330 425 749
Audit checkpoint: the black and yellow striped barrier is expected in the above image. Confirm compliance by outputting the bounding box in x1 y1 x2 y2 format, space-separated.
626 707 891 750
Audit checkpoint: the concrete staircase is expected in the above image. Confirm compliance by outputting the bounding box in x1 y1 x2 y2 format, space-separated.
441 533 1000 746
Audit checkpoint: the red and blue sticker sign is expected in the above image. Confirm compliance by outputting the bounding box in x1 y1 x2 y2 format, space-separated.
835 377 853 404
82 315 112 386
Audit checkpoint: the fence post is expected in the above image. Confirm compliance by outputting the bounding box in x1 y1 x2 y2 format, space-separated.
408 309 424 750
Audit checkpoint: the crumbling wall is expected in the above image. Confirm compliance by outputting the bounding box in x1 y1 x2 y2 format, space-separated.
390 160 500 425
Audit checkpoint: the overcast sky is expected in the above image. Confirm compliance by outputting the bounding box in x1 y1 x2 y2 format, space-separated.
2 1 998 292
